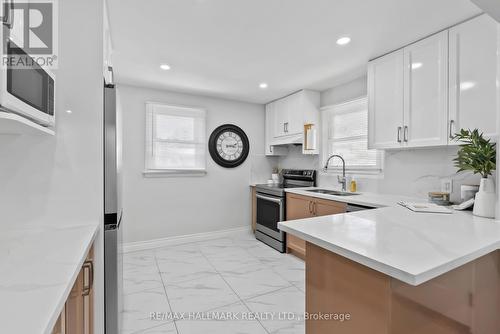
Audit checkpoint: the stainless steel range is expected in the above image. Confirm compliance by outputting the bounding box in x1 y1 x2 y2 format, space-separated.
255 169 316 252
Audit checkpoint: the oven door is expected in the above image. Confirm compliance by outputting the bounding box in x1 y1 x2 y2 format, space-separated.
1 40 55 126
256 193 285 241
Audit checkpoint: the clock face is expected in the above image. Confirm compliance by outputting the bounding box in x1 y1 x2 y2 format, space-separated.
209 124 249 168
216 131 243 161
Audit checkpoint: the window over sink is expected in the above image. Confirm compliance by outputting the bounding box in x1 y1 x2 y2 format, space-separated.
322 97 383 174
144 102 206 177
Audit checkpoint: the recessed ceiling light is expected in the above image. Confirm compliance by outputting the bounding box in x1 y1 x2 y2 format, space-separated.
160 64 171 71
460 81 476 91
259 82 268 89
411 62 423 70
66 110 72 114
336 37 351 46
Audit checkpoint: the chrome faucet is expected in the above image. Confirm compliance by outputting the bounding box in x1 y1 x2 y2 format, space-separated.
323 154 347 192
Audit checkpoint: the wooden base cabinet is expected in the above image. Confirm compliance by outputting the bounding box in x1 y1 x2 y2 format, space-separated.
285 194 346 258
306 242 500 334
52 246 94 334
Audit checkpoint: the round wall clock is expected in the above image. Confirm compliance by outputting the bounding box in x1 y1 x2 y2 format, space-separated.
208 124 250 168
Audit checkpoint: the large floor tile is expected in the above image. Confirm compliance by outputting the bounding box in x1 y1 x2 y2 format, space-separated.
155 243 201 261
175 302 267 334
157 255 217 284
165 274 239 313
123 251 159 275
204 247 262 272
245 286 305 334
271 256 305 287
122 288 171 334
219 264 291 299
123 271 164 295
134 322 177 333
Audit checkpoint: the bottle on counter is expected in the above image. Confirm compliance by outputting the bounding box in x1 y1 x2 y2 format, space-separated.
350 178 357 193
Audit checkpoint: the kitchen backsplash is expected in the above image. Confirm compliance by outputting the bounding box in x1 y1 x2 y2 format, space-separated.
277 145 482 202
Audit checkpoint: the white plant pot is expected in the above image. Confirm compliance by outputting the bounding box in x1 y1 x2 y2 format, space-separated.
473 177 496 219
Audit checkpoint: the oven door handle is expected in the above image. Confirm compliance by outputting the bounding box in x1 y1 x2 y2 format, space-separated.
256 194 284 204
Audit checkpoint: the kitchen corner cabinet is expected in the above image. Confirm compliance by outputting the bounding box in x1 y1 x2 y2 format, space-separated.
368 14 499 150
265 90 320 156
285 193 346 258
52 246 94 334
449 14 499 140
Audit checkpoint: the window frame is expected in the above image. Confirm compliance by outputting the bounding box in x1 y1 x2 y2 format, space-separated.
143 102 207 177
321 97 384 175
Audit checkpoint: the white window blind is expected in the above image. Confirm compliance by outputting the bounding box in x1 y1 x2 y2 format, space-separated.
145 103 206 176
322 97 383 172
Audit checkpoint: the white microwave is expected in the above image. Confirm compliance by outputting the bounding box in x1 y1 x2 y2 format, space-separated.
1 39 55 126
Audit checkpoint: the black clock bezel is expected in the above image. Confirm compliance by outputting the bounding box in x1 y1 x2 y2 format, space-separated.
208 124 250 168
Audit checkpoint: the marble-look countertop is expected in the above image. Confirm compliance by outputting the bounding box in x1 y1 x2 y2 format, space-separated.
279 188 500 286
0 221 99 334
285 187 424 208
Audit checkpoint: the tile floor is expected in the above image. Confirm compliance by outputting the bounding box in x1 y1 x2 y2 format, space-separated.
122 232 305 334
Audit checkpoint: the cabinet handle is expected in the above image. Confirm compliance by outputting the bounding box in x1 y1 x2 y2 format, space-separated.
397 127 402 143
269 145 272 153
312 202 317 215
285 122 289 133
403 126 408 142
308 201 312 214
82 260 94 296
449 120 455 139
283 123 286 133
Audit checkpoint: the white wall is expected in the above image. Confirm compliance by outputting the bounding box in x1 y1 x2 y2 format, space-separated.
278 76 481 202
0 0 104 332
119 84 271 244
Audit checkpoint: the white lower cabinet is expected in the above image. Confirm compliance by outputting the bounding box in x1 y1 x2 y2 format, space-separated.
368 14 499 150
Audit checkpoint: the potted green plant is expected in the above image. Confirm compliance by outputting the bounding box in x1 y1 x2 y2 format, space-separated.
453 129 496 218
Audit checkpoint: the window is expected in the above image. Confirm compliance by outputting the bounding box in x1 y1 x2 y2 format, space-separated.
322 97 383 173
144 102 206 176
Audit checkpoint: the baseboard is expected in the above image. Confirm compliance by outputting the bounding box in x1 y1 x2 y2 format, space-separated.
122 226 252 253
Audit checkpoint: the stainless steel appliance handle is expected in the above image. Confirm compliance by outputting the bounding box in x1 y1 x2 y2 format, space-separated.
397 126 402 143
256 193 284 204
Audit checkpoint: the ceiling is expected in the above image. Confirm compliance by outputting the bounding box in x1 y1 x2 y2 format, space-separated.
107 0 481 104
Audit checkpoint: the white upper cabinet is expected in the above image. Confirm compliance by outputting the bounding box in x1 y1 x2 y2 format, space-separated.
368 14 499 150
403 31 449 148
265 90 320 156
368 50 404 149
449 14 498 140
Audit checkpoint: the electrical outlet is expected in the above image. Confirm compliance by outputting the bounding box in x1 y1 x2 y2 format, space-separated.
441 178 453 193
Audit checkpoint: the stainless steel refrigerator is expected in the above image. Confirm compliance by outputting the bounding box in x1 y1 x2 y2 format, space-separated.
104 81 123 334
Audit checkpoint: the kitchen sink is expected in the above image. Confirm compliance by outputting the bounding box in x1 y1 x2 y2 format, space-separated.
306 189 360 196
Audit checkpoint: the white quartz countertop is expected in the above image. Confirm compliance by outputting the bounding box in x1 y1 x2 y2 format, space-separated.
285 187 423 208
0 221 99 334
279 188 500 286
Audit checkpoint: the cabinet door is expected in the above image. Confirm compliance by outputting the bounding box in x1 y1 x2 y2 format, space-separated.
66 249 94 334
265 103 275 155
449 15 498 140
368 50 405 149
403 31 449 148
313 198 347 216
286 194 314 220
285 194 314 257
286 93 304 136
274 99 288 137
